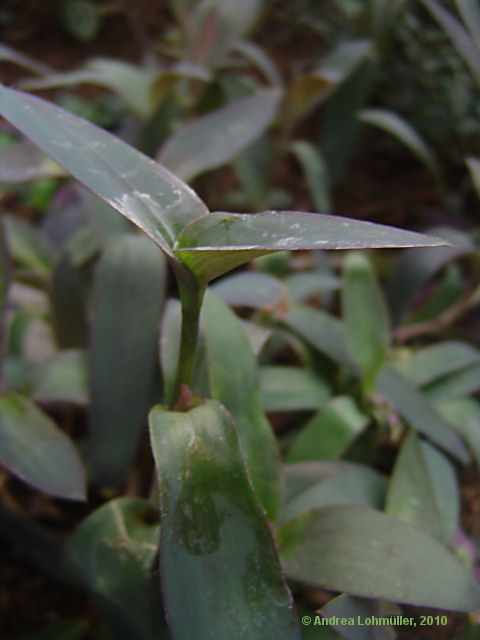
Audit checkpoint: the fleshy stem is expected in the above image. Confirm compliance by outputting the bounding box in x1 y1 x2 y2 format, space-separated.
170 262 206 409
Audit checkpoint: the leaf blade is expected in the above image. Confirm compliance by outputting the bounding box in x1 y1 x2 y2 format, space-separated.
0 393 86 500
149 399 300 640
0 84 209 255
88 234 166 486
158 89 281 181
278 504 480 611
201 291 283 518
175 210 448 281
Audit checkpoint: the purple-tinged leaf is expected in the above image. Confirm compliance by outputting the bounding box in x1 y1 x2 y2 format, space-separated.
0 84 208 257
175 210 448 282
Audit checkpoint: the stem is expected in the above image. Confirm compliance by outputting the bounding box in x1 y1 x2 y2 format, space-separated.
170 262 206 409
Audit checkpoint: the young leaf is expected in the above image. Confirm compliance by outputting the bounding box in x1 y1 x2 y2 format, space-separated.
175 211 447 282
0 393 86 500
149 399 300 640
88 235 166 486
343 252 390 390
66 497 165 640
201 291 282 518
0 84 209 256
278 504 480 611
158 89 281 181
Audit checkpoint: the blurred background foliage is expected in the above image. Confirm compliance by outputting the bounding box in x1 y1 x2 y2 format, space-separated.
3 1 480 639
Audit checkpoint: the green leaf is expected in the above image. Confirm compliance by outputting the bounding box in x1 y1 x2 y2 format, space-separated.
423 364 480 402
32 350 88 406
284 271 340 302
150 62 211 111
175 211 447 282
66 497 165 640
342 252 389 389
160 299 182 407
260 366 331 412
280 464 386 524
232 40 283 86
50 253 88 349
359 109 442 184
88 235 166 486
211 271 286 309
288 40 372 122
0 393 86 500
0 84 209 256
277 504 480 611
290 141 331 212
21 59 157 120
456 0 480 51
435 397 480 470
201 291 282 518
319 56 375 182
0 141 65 182
385 430 458 544
466 156 480 199
318 595 400 640
422 0 480 87
386 227 475 325
287 396 368 462
283 461 368 502
0 216 9 377
0 43 52 75
158 89 281 181
376 364 469 463
393 341 480 387
4 215 54 280
149 400 300 640
281 304 355 370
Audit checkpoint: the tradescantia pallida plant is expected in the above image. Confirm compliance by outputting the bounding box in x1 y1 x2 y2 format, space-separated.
1 84 475 639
